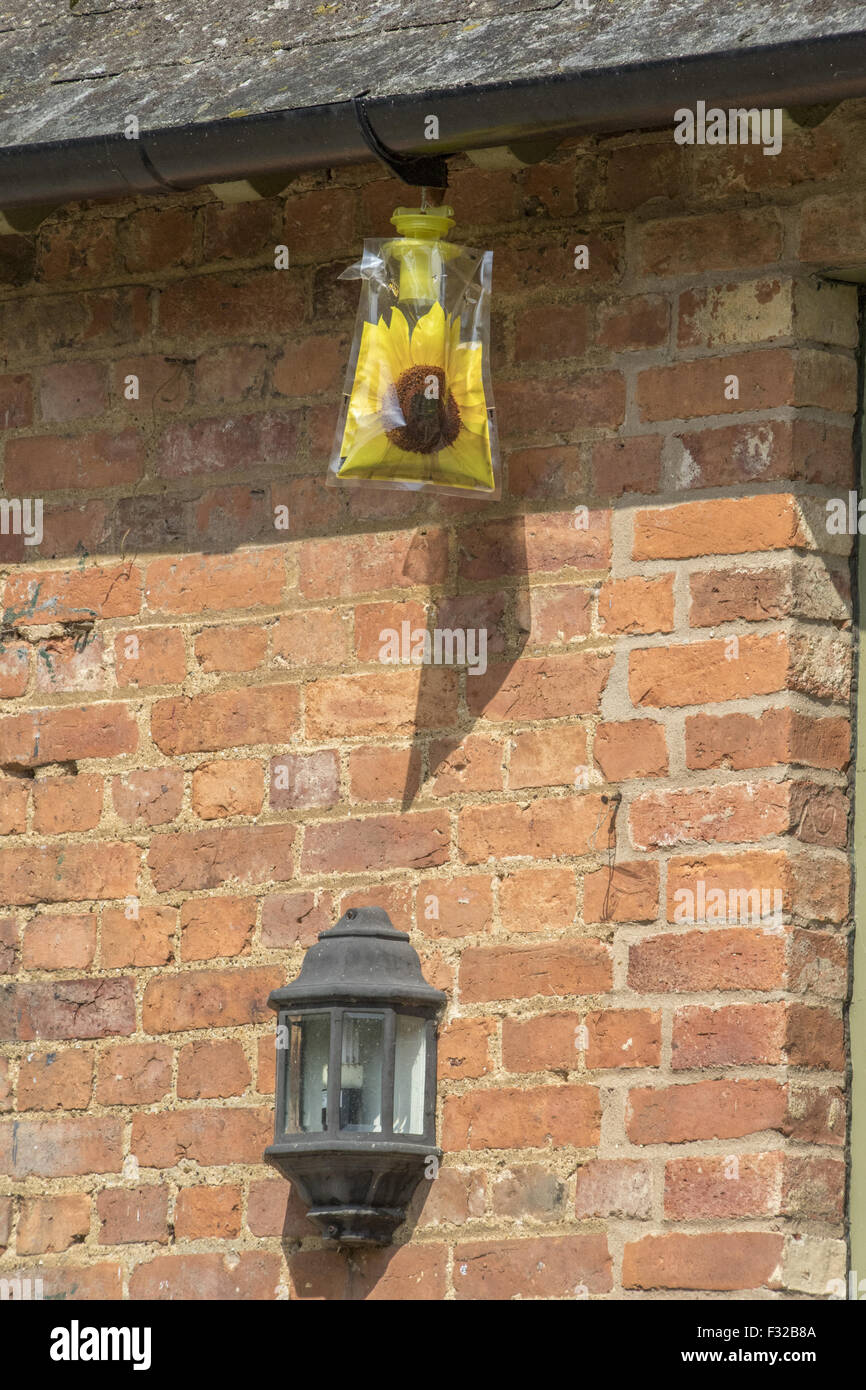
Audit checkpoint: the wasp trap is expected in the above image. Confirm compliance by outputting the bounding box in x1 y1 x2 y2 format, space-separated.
327 204 500 498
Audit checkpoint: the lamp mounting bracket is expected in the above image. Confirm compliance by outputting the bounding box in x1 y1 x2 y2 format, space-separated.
353 93 449 188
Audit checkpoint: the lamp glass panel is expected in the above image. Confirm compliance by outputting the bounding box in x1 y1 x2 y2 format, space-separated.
393 1014 426 1135
339 1013 383 1132
285 1012 329 1134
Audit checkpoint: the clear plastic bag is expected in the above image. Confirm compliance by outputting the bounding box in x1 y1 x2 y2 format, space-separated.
327 206 500 498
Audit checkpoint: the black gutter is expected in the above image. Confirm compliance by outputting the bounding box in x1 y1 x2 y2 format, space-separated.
2 30 866 210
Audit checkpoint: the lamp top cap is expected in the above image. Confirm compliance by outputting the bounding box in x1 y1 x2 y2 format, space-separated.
321 905 409 942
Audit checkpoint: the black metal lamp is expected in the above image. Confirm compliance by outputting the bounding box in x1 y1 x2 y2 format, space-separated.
263 905 446 1246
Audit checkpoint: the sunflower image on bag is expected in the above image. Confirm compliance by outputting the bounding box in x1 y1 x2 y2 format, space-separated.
327 204 501 497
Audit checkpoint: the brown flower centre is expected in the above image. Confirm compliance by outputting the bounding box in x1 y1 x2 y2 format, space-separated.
386 364 461 455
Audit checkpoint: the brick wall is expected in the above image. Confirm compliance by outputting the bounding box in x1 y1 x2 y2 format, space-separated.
0 100 860 1300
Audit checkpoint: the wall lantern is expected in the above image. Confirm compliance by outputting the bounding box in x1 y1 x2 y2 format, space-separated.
264 905 446 1246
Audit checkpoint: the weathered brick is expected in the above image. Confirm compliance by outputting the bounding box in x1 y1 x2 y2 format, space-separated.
443 1085 600 1150
454 1235 611 1298
18 1194 91 1254
179 895 257 961
97 1186 169 1245
142 966 281 1033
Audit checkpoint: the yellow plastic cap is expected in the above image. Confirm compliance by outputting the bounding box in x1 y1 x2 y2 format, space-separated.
390 205 455 240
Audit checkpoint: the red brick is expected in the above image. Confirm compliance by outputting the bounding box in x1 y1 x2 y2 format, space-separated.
192 758 264 818
114 628 186 686
627 1079 786 1144
247 1178 316 1239
459 941 611 1002
4 977 135 1041
156 413 299 480
123 206 195 271
179 895 257 961
96 1043 172 1105
665 1154 781 1220
634 494 807 560
454 1235 611 1298
175 1185 242 1239
438 1018 495 1081
159 272 305 337
32 774 103 835
599 575 675 635
685 708 850 772
195 624 268 672
34 634 106 694
414 876 492 939
4 431 143 493
507 446 583 500
112 769 183 828
675 417 853 489
497 867 575 934
689 566 793 625
0 645 29 698
178 1040 250 1098
0 776 29 833
459 511 611 580
0 372 32 426
288 1244 446 1301
785 1003 845 1070
39 1262 123 1301
0 841 138 905
498 373 625 435
623 1232 782 1291
443 1085 600 1150
636 209 782 275
18 1048 93 1110
0 704 138 768
130 1251 280 1300
468 653 613 722
270 751 339 810
261 892 333 948
412 1167 486 1228
153 685 298 755
142 965 279 1035
515 584 592 646
22 912 97 969
39 362 106 422
101 906 175 969
508 726 588 790
594 720 668 780
673 1003 786 1068
629 634 789 707
574 1159 652 1219
584 861 659 923
274 333 348 394
131 1108 271 1169
4 564 141 622
18 1194 91 1253
459 794 614 863
428 736 503 797
629 781 790 849
592 435 663 496
0 1116 123 1176
629 928 785 993
297 528 448 600
348 745 423 803
598 294 669 349
275 609 349 665
97 1186 169 1245
302 811 449 876
147 825 295 891
145 550 284 615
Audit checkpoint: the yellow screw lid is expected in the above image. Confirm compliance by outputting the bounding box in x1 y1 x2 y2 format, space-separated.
390 205 455 240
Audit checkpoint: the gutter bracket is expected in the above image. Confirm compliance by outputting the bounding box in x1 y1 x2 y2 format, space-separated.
353 94 448 188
